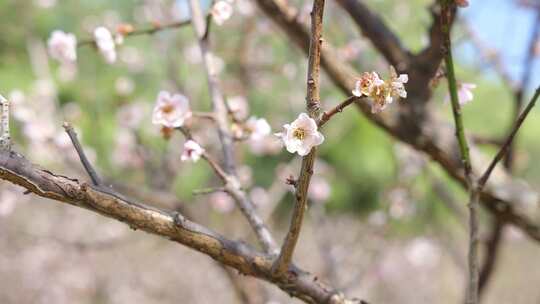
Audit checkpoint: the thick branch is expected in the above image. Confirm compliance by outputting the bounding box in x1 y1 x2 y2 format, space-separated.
273 0 326 276
334 0 410 68
0 150 356 304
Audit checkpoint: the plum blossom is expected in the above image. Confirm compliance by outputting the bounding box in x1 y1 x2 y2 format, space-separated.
276 113 324 156
94 27 117 64
227 96 249 120
152 91 192 128
389 66 408 98
457 82 476 105
47 30 77 64
211 1 234 25
352 71 383 98
181 140 205 162
352 66 408 113
245 116 271 140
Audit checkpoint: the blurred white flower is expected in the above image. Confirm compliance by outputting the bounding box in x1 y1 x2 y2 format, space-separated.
47 30 77 64
245 116 271 140
209 192 235 213
276 113 324 156
227 96 249 120
115 77 135 96
211 1 234 25
181 140 205 162
405 237 440 268
152 91 192 128
236 0 255 16
94 27 117 64
308 176 331 203
35 0 57 8
457 82 476 105
248 136 283 156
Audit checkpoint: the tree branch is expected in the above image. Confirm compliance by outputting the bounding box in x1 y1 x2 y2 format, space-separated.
334 0 411 68
0 150 358 304
187 0 277 254
319 96 362 127
63 122 103 187
77 20 192 47
272 0 326 276
477 87 540 189
441 3 478 303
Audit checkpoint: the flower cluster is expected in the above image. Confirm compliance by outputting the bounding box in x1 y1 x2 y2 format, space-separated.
352 66 408 113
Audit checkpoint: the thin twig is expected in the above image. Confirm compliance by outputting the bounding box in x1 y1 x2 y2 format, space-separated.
63 122 103 186
272 0 326 276
318 96 361 127
441 2 478 304
187 0 277 254
77 20 191 47
477 87 540 188
192 187 226 195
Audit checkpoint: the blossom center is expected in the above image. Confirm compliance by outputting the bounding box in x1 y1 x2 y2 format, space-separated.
162 103 175 114
293 128 306 140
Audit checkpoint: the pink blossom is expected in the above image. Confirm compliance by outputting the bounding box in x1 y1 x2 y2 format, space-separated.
245 116 271 140
152 91 192 128
181 140 205 162
47 30 77 64
211 1 234 25
457 82 476 105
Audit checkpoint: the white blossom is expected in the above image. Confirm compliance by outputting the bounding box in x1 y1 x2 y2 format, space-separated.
93 27 117 64
276 113 324 156
457 82 476 105
181 140 205 162
227 96 249 120
389 66 408 98
47 30 77 64
211 1 234 25
245 116 271 140
152 91 192 128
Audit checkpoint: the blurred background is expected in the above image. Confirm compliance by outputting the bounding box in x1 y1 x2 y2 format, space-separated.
1 0 540 303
